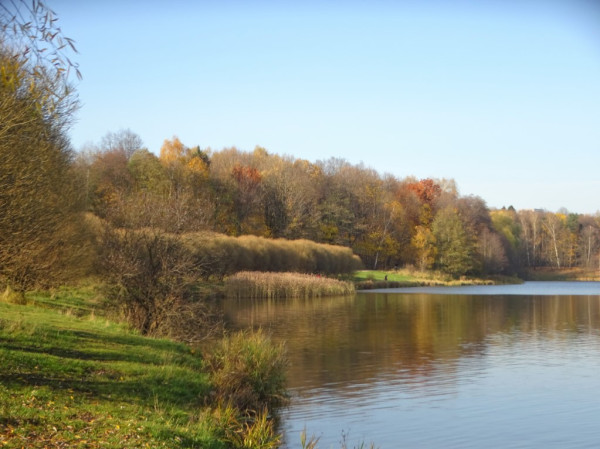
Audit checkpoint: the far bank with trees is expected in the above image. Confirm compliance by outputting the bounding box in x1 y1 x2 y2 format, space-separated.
75 133 600 279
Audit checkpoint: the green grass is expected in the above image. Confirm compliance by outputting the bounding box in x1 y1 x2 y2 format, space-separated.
352 269 435 289
0 284 380 448
0 289 222 449
352 269 520 289
352 270 416 283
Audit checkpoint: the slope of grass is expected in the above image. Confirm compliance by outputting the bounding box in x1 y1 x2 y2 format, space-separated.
0 288 222 449
0 285 377 448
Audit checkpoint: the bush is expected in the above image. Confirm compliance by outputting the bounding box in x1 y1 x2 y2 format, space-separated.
99 227 199 335
205 329 288 413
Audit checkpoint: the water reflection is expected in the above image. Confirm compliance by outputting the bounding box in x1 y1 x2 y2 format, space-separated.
223 293 600 389
220 287 600 448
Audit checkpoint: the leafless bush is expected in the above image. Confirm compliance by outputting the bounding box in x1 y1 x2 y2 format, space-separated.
160 299 223 344
99 227 207 336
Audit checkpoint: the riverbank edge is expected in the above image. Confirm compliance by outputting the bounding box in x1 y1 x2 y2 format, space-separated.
0 285 291 448
352 269 523 291
524 267 600 282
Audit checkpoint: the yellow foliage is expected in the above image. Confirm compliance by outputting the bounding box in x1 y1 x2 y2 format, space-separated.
186 156 208 175
159 136 185 165
412 225 437 270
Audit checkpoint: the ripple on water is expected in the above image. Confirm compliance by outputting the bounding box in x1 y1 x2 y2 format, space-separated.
220 289 600 448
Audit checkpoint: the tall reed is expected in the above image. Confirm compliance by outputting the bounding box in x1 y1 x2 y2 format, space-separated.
183 232 363 279
225 271 355 299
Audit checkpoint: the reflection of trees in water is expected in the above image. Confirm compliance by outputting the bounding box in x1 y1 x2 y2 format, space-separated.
221 294 600 389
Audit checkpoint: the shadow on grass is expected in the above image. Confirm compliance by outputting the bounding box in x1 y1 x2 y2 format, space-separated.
0 416 43 427
1 328 201 367
0 330 210 410
0 367 210 409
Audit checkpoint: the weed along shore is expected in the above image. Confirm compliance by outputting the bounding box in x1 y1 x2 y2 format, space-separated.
0 271 379 448
0 267 505 448
225 271 355 299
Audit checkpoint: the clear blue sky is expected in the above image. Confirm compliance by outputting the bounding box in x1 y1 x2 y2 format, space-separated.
53 0 600 214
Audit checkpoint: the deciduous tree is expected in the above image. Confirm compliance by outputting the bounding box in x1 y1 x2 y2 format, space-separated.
0 2 82 291
100 128 143 159
432 207 475 277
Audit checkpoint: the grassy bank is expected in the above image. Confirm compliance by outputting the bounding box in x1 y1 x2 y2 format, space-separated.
353 269 522 290
0 286 221 448
0 285 369 449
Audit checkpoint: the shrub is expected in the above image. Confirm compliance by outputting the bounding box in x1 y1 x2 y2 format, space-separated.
99 227 198 335
205 329 288 413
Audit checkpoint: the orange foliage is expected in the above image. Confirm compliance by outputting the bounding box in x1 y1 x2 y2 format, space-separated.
406 178 442 207
232 164 262 187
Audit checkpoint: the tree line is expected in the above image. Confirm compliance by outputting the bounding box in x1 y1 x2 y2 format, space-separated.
2 0 599 301
75 133 600 278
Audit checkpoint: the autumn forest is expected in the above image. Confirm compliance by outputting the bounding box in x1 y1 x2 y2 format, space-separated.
76 130 600 278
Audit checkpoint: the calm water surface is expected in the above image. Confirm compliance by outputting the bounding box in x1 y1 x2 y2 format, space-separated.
221 282 600 448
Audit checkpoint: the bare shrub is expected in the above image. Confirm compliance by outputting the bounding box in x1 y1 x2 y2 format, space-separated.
99 227 198 335
159 299 223 344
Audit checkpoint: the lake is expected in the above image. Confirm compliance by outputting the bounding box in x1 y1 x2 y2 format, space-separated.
220 281 600 448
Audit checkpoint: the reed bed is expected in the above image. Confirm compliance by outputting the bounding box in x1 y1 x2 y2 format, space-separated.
225 271 355 299
184 232 363 279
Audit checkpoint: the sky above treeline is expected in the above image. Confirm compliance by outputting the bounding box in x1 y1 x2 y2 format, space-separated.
52 0 600 214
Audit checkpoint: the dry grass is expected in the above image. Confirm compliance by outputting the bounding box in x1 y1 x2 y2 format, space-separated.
526 267 600 281
204 329 288 413
183 232 363 279
225 271 355 299
0 285 27 305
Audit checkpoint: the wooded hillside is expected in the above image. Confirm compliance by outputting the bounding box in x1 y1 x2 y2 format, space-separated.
74 134 600 277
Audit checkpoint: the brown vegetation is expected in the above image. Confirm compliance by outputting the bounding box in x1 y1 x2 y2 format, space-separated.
184 232 363 279
72 138 600 280
225 271 356 299
204 329 289 412
96 224 360 335
0 41 87 292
